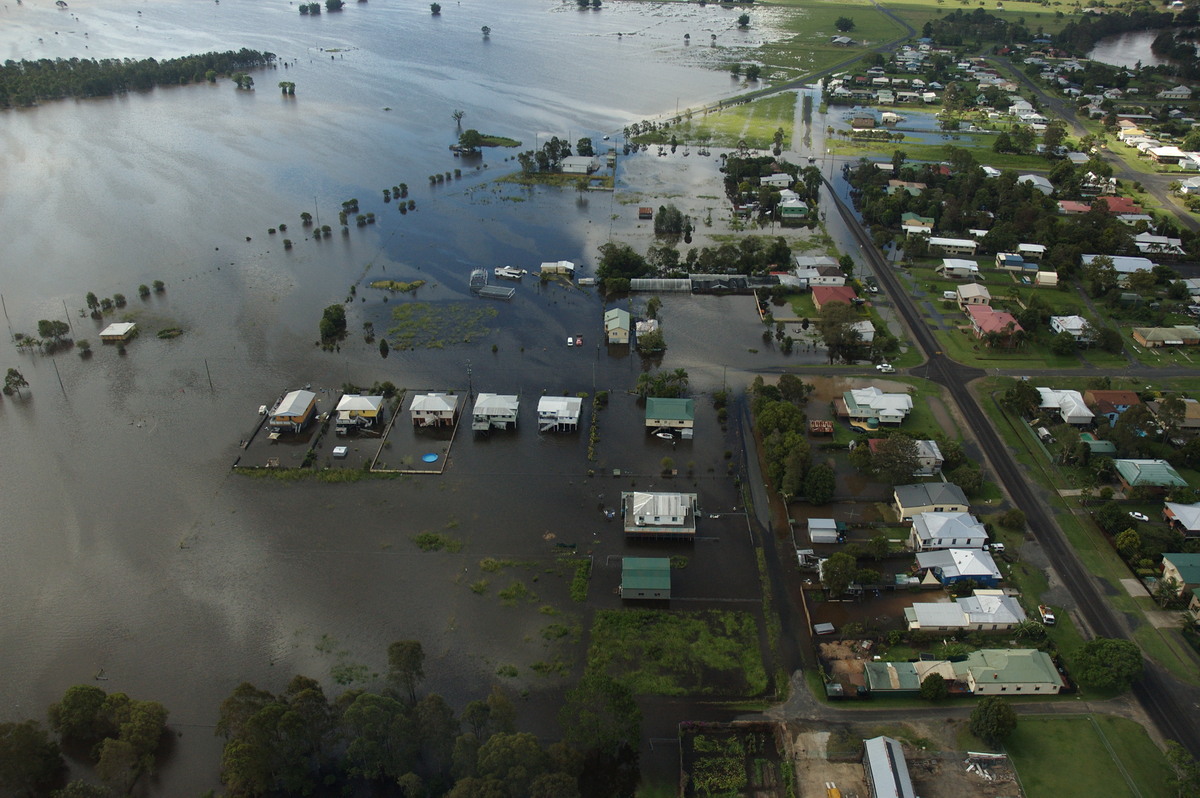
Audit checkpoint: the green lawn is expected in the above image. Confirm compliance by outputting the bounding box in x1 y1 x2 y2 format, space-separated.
881 0 1083 36
829 136 1051 172
1006 716 1174 798
586 609 768 697
673 93 797 150
755 1 911 83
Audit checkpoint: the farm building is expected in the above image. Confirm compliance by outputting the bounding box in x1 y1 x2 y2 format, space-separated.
99 322 137 342
620 557 671 600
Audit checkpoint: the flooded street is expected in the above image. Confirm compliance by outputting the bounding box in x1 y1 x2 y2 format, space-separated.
0 0 827 791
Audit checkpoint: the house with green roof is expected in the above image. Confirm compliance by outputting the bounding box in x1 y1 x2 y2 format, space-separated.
901 211 934 235
1114 459 1188 493
645 397 694 438
955 649 1064 695
1162 553 1200 595
604 307 631 346
619 557 671 600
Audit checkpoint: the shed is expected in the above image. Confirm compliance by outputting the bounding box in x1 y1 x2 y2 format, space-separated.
604 308 631 345
646 397 695 437
863 736 916 798
809 518 842 544
620 557 671 600
561 155 599 174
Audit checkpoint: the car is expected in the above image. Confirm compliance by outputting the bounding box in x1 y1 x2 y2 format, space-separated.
566 337 574 347
868 284 880 293
876 363 895 373
988 542 1005 553
1129 511 1149 522
574 335 583 346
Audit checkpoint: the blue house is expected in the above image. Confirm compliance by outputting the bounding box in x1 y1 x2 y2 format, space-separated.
915 549 1001 587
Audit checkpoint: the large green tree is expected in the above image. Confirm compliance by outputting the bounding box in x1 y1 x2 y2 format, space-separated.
0 720 63 797
388 640 426 704
804 463 836 505
1073 638 1143 690
559 671 640 759
870 435 920 484
821 551 857 596
970 697 1016 745
816 301 866 364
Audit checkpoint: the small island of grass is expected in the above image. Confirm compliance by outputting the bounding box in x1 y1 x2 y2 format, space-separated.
370 279 426 293
455 129 522 154
156 328 184 339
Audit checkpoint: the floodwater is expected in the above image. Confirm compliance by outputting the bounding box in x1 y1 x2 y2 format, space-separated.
0 0 821 791
1087 29 1176 69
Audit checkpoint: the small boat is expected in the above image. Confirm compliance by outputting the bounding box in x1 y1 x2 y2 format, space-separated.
655 431 674 440
494 266 524 280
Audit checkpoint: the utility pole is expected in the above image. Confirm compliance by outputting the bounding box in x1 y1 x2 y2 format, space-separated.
63 300 75 337
52 358 66 397
204 359 214 392
466 359 473 398
313 195 320 230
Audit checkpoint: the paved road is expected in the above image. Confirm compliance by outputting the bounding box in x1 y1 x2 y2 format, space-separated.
821 177 1200 758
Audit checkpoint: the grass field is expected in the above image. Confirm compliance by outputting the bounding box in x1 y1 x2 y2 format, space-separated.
1006 716 1174 798
756 0 911 82
586 609 769 697
880 0 1083 36
674 93 798 149
829 136 1051 171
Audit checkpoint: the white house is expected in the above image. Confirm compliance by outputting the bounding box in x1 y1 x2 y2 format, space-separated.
850 319 876 343
1037 387 1094 425
539 260 576 276
929 238 978 256
914 440 944 476
937 258 980 279
537 396 582 432
1018 243 1046 260
1158 85 1192 101
956 283 990 308
410 392 460 427
762 173 792 188
1134 231 1186 257
1082 254 1155 278
909 511 989 551
916 548 1002 586
905 590 1027 631
1018 174 1054 195
841 387 914 425
335 394 385 431
561 155 599 174
471 393 519 432
1050 315 1092 341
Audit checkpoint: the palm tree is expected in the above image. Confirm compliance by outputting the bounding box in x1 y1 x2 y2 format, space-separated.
670 368 690 394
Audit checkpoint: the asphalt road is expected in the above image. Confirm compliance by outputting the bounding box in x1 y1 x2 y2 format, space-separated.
823 176 1200 758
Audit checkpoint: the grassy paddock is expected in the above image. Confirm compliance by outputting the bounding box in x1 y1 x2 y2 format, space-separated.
586 609 768 697
675 93 797 149
1006 715 1172 798
758 1 910 81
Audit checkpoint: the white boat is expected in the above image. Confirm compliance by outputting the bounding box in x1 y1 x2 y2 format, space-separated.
494 266 524 280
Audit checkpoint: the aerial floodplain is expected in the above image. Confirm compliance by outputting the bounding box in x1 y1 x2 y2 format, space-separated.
3 0 1200 796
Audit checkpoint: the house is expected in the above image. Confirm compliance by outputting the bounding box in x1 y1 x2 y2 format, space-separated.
840 387 914 426
604 308 631 345
410 392 460 427
995 253 1027 271
471 393 519 432
867 438 944 475
956 283 991 309
904 590 1027 631
1162 553 1200 594
863 737 916 798
808 518 842 544
779 198 810 222
1093 196 1143 215
887 180 927 196
1018 174 1054 195
1150 146 1187 164
850 319 876 343
99 322 137 342
1083 389 1141 427
1050 315 1092 341
956 649 1064 694
915 548 1002 586
894 483 969 521
635 318 660 337
539 260 576 276
620 557 671 600
830 35 855 46
794 264 846 288
561 155 599 174
908 511 988 551
900 211 934 235
1164 502 1200 536
761 173 792 188
537 396 582 432
269 389 318 433
928 237 977 256
937 258 980 279
1058 200 1092 215
1157 85 1192 100
1037 387 1093 426
1114 459 1188 492
1132 325 1200 348
811 285 858 311
638 207 653 220
645 397 694 437
850 114 877 129
1018 243 1046 260
1134 232 1186 258
966 305 1023 345
335 394 384 431
865 660 954 694
1035 271 1058 287
1079 431 1117 455
622 491 698 539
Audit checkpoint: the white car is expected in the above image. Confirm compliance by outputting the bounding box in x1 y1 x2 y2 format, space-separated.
566 337 574 347
876 363 895 373
1128 511 1149 522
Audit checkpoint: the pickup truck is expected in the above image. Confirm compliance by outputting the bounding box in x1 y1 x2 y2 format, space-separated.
1038 604 1056 625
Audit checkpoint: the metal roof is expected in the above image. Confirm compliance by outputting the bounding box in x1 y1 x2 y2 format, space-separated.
275 390 316 417
863 736 916 798
621 557 671 591
645 397 694 422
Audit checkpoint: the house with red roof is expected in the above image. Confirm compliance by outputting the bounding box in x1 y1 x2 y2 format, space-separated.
812 285 859 311
1093 196 1142 214
1058 200 1091 215
966 305 1023 347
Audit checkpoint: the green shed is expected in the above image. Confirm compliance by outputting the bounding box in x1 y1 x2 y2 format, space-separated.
620 557 671 600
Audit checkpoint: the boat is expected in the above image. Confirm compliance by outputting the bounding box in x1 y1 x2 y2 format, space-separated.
655 431 674 440
494 266 524 280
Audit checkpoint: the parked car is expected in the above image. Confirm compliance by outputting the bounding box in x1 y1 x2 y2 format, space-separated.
876 363 895 373
988 542 1005 553
1128 511 1149 522
566 337 574 347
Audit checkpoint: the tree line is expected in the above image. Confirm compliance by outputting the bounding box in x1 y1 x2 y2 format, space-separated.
0 640 642 797
0 49 276 109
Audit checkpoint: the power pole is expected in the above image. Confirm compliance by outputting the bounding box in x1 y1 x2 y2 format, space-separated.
63 299 75 337
204 359 214 392
52 358 66 397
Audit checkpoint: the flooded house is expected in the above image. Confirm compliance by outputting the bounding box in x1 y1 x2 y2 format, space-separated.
269 389 318 433
604 308 631 345
621 491 698 540
471 393 519 432
645 397 694 438
537 396 582 432
99 322 137 342
334 394 384 433
409 392 459 427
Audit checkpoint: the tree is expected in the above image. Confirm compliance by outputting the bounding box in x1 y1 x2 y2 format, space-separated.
947 464 982 496
804 463 835 505
835 16 855 32
1165 740 1200 797
1073 638 1143 690
576 137 594 157
431 4 442 15
37 319 70 341
481 25 491 37
867 534 890 561
476 732 549 795
85 292 100 313
817 301 866 364
821 551 857 596
1115 528 1142 561
745 64 761 81
969 696 1017 745
51 782 114 798
596 241 650 282
737 13 750 28
559 671 641 759
49 684 109 742
459 128 485 154
920 673 948 701
1050 331 1078 356
319 304 346 344
325 0 345 10
871 435 920 484
342 692 416 782
0 720 63 796
388 640 426 704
